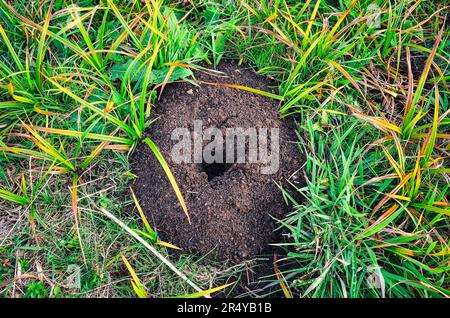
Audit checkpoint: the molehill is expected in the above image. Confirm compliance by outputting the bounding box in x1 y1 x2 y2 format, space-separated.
131 60 302 262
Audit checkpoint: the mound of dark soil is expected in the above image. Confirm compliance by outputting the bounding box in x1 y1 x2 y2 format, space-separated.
131 60 302 263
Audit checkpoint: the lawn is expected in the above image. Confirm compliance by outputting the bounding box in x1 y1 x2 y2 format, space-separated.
0 0 449 298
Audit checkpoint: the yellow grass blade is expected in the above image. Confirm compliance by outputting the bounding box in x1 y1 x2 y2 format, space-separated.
172 282 234 298
421 84 440 165
327 0 356 42
35 0 54 89
130 187 154 235
198 81 283 101
121 254 148 298
0 21 24 72
385 194 411 202
31 126 132 144
327 59 363 96
274 257 293 298
305 0 320 42
392 133 405 173
142 138 190 224
353 113 401 134
371 174 411 217
381 144 403 179
134 229 181 250
20 120 76 171
156 240 181 250
107 0 143 50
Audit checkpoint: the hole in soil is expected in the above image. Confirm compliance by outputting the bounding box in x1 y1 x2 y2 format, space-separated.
201 145 233 181
202 161 233 181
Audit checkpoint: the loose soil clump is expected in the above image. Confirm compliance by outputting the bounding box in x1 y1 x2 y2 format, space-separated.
131 60 302 263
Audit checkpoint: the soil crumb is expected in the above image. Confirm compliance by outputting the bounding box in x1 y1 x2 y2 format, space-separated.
131 60 302 263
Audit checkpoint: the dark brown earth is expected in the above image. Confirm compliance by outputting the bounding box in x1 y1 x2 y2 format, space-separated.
131 60 303 263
